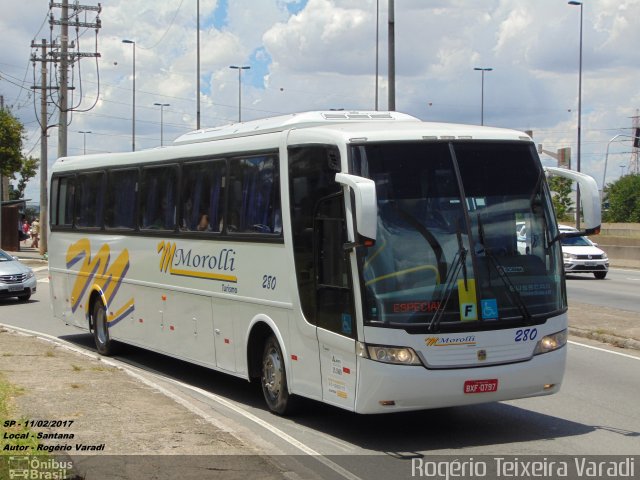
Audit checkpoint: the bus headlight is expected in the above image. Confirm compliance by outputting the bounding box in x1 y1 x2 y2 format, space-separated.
533 330 567 355
357 342 422 365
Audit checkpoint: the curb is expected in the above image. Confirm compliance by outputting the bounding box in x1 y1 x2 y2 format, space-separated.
569 326 640 351
17 259 48 267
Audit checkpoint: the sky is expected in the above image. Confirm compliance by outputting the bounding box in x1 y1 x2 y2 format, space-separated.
1 0 640 203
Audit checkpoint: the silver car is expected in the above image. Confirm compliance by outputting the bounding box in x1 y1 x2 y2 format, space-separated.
0 249 37 301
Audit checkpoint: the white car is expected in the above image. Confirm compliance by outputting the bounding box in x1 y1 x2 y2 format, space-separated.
516 221 528 254
559 225 609 279
0 249 37 301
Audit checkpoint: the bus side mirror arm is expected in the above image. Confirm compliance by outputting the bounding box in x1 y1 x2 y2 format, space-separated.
335 173 377 244
544 167 602 235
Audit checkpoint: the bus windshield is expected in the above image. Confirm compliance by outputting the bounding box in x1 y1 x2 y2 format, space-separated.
350 141 564 331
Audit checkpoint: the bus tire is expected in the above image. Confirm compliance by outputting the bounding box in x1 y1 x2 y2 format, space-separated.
92 300 116 356
261 335 295 415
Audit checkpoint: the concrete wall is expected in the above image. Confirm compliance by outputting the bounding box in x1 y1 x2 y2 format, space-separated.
591 223 640 265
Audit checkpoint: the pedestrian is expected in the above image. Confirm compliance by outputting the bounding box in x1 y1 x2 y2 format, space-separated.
22 218 30 242
18 215 29 244
30 218 40 249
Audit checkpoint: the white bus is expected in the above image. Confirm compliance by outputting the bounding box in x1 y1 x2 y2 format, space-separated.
48 111 601 415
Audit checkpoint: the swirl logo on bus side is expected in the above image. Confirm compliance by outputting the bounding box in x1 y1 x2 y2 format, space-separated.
66 238 135 327
157 241 238 283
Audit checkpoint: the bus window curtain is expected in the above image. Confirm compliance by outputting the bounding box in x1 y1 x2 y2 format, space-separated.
209 173 222 232
164 175 175 229
189 175 203 230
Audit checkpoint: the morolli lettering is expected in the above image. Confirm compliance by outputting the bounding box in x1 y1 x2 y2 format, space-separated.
174 248 235 271
157 241 238 283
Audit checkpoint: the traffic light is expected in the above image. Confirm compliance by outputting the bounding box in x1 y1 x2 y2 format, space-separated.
634 128 640 148
557 147 571 169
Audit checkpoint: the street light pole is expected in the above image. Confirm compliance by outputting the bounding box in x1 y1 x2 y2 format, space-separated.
388 0 395 111
473 67 493 125
122 39 136 151
603 133 640 197
229 65 250 122
603 134 622 199
569 0 583 229
153 103 170 146
196 0 201 130
79 130 92 154
375 0 379 111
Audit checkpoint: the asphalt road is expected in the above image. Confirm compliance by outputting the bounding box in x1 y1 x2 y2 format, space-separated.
565 267 640 313
1 267 639 480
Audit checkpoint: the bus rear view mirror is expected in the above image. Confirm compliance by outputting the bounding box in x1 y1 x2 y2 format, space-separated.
544 166 601 235
335 173 377 244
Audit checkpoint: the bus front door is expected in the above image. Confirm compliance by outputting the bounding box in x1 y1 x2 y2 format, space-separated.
314 194 357 410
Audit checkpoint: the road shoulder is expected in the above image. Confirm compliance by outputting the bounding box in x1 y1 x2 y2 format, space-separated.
568 302 640 351
0 327 287 479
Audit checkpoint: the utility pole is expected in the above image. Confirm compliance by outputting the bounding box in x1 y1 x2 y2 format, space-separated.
31 39 59 256
49 1 102 158
58 0 69 158
43 2 100 255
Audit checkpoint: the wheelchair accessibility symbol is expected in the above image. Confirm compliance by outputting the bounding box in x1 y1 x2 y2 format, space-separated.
481 299 498 320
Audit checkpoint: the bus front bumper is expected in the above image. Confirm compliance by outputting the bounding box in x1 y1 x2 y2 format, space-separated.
354 347 566 414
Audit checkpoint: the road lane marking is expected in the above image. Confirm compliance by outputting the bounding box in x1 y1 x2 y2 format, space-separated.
0 323 364 480
569 340 640 360
32 266 48 272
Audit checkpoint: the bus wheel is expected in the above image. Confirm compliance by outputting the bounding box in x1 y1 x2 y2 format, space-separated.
261 335 294 415
92 301 115 356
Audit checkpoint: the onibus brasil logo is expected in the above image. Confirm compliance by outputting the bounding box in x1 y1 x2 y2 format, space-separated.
66 238 135 327
157 241 238 283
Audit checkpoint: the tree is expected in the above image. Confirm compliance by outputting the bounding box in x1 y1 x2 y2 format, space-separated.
603 174 640 223
0 108 25 178
9 156 39 200
547 176 573 221
0 107 31 246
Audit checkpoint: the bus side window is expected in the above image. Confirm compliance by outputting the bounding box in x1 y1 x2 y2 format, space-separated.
75 172 105 229
227 155 281 235
56 176 75 227
181 160 226 232
140 165 178 231
50 177 59 226
105 169 138 230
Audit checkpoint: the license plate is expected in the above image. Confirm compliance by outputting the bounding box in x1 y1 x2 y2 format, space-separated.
8 285 24 292
585 262 596 267
464 379 498 394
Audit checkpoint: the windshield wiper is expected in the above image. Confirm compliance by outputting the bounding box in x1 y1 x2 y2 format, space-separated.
477 216 533 324
428 227 467 332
